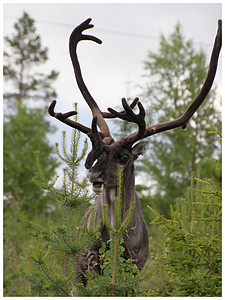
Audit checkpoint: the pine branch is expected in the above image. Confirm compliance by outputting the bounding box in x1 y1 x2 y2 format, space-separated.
39 264 69 296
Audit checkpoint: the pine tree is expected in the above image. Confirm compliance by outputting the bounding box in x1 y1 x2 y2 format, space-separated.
3 105 59 215
3 11 59 215
141 23 221 217
3 12 59 296
3 11 58 109
146 124 221 296
73 165 145 297
22 118 97 296
113 23 221 218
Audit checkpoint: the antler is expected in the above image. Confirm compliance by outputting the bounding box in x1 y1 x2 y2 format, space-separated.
48 100 91 134
85 117 105 169
142 19 222 138
113 19 222 146
49 18 221 168
69 18 112 141
101 97 139 118
108 98 146 147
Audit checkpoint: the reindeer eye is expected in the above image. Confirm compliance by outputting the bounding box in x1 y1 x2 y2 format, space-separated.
116 153 129 164
122 154 129 161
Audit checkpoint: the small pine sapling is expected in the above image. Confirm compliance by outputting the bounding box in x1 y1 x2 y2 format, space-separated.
146 123 221 297
22 104 101 296
72 165 147 297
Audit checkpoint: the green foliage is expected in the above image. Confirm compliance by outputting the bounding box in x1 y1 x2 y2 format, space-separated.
6 109 221 297
3 200 34 296
3 12 59 296
23 112 103 296
4 15 221 296
144 128 221 297
140 23 221 218
112 23 221 220
73 165 145 297
3 11 59 216
23 122 146 296
4 105 59 215
25 237 72 296
73 235 145 297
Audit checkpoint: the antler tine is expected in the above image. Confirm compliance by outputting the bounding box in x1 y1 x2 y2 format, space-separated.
87 116 104 145
102 97 139 118
108 98 146 147
121 19 222 142
48 100 91 134
48 100 77 119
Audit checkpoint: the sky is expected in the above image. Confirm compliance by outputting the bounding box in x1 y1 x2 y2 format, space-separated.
3 1 222 177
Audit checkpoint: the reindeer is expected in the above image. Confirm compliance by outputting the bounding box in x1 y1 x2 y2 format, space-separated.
48 19 221 277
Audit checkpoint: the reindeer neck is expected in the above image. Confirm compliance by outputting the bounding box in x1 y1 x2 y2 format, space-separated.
101 163 136 213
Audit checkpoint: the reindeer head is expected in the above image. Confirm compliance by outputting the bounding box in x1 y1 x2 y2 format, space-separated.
86 135 149 192
48 18 222 193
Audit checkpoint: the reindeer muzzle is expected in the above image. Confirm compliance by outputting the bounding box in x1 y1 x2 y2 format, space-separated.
87 170 105 193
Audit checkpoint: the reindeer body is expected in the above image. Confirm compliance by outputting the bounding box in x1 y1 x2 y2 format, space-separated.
83 149 149 270
48 18 221 282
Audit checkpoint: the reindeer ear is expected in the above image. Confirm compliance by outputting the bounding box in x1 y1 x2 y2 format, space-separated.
131 141 149 157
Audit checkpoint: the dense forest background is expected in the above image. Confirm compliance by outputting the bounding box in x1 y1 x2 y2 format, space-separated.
3 12 221 296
